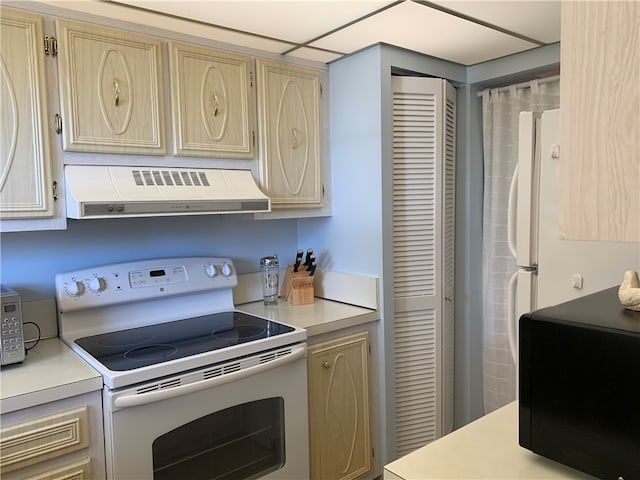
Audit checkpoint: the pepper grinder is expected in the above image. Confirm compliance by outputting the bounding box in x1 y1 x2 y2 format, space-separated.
260 255 279 305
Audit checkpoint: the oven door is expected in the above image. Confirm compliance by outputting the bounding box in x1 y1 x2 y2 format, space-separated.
102 344 309 480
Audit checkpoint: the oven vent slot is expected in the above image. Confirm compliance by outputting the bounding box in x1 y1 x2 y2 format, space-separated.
223 362 242 374
203 367 223 379
136 384 160 394
202 361 241 379
259 347 293 364
136 378 182 395
160 379 181 389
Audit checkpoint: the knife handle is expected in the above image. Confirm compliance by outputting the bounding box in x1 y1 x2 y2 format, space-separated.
304 248 313 266
293 249 303 272
306 254 316 270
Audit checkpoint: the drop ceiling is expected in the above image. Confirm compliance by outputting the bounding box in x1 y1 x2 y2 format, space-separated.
53 0 561 65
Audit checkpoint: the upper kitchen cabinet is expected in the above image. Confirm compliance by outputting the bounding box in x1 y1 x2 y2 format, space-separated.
256 59 323 209
55 20 166 155
169 42 253 159
0 8 60 228
559 1 640 242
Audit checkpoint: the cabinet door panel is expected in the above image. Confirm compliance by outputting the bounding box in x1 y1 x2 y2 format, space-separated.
56 20 165 154
559 1 640 241
0 407 89 473
257 59 322 208
0 9 54 219
308 332 371 480
170 42 253 158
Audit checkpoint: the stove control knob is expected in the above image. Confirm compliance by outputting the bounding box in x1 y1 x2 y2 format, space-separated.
66 281 85 297
205 264 218 278
220 263 233 277
88 277 106 293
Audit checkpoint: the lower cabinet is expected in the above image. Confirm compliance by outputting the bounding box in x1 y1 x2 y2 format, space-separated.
0 392 105 480
307 331 372 480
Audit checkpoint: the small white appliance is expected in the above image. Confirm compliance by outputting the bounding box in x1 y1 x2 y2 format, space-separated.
507 109 640 361
56 257 308 480
1 286 25 366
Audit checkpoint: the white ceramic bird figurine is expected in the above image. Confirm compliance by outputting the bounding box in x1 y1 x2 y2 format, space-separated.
618 270 640 312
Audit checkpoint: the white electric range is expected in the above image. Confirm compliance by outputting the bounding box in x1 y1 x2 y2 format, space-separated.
56 256 309 480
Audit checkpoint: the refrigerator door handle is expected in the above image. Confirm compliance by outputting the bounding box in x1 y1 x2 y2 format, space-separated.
507 271 518 364
507 164 519 259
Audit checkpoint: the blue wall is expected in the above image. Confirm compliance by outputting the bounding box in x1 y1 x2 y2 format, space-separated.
298 47 384 276
1 215 298 299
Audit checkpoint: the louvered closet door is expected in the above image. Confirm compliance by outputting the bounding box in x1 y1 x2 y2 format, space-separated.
391 76 456 457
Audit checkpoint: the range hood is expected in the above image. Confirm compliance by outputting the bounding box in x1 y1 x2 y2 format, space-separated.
64 165 270 219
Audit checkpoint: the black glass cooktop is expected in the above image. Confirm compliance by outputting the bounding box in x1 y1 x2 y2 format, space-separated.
75 311 294 371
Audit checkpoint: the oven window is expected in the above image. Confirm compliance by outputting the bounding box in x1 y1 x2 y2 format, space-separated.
152 397 285 480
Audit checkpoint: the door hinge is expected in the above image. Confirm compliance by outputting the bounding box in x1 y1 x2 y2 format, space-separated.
320 83 323 98
55 114 62 134
368 344 371 355
44 36 58 57
250 71 254 88
52 181 58 201
372 447 375 458
252 130 256 147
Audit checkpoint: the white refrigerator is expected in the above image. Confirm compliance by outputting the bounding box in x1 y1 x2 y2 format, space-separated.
506 109 640 362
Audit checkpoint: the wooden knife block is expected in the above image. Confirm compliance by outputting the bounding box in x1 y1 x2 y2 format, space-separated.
281 265 315 305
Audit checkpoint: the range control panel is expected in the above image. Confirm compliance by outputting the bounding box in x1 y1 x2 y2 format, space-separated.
55 257 237 312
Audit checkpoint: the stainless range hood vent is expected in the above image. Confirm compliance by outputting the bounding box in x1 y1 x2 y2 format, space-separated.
65 165 270 219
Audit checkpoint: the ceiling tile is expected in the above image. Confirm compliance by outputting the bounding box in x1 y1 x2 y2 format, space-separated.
310 0 539 65
47 0 296 53
431 1 560 44
114 0 399 43
285 47 344 64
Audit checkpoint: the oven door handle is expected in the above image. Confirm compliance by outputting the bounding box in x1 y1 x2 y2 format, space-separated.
112 344 306 409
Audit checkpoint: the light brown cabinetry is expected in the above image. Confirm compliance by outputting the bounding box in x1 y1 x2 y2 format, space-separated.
0 392 104 480
307 331 372 480
256 59 323 209
0 8 56 221
559 1 640 242
169 42 254 158
55 19 166 155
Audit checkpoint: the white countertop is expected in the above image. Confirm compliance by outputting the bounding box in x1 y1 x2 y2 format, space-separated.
0 299 376 415
0 338 102 414
384 402 596 480
237 298 379 337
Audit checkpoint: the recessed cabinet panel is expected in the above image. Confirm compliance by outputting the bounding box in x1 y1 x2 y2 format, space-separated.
169 42 253 158
0 8 54 219
308 332 371 480
56 20 165 154
23 458 92 480
257 59 322 208
0 407 89 474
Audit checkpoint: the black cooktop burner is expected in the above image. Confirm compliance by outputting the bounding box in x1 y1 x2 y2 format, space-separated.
75 311 294 371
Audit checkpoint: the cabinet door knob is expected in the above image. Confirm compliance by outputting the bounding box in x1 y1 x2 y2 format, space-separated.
113 79 120 107
213 91 220 117
322 361 331 369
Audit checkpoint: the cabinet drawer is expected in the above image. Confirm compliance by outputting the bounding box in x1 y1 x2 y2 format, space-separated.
0 407 89 473
24 458 91 480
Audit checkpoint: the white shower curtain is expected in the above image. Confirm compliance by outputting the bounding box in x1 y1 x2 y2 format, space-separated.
481 78 560 414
